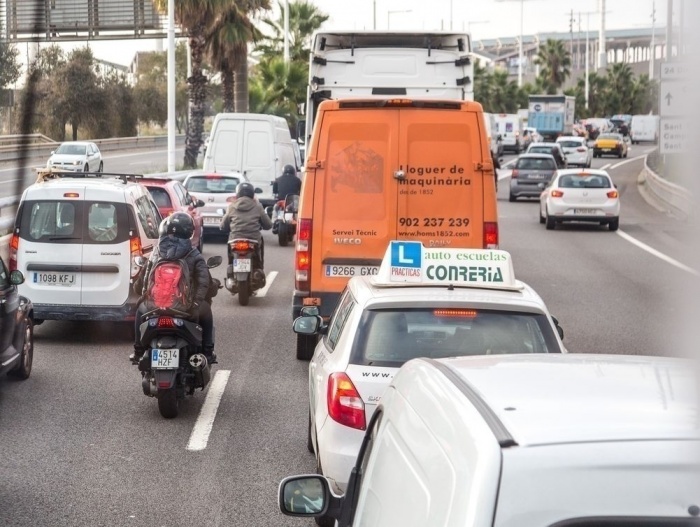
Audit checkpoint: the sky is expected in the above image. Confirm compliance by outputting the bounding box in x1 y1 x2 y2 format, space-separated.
19 0 669 69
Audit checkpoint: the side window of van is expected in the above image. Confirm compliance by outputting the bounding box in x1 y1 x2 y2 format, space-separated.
325 289 356 351
134 196 160 239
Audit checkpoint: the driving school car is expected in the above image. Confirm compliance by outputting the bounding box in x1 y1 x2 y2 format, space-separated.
293 241 566 493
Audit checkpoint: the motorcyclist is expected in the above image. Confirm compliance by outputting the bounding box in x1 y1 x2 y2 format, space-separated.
130 212 216 365
220 182 273 271
271 164 302 234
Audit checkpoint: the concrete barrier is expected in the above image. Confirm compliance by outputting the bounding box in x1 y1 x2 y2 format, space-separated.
640 156 695 220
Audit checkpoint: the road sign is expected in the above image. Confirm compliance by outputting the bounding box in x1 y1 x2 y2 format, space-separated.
659 79 689 117
659 117 688 154
660 61 692 80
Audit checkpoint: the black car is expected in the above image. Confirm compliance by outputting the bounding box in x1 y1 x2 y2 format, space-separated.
0 256 34 380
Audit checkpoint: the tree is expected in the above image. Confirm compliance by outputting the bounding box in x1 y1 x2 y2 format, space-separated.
153 0 230 168
259 0 329 62
249 56 307 123
603 63 635 114
0 41 21 88
534 39 571 94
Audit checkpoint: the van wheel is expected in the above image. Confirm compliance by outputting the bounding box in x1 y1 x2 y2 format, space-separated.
277 224 289 247
238 280 250 306
9 319 33 380
296 334 316 361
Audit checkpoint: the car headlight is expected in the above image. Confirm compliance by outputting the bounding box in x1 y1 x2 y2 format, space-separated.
72 160 81 165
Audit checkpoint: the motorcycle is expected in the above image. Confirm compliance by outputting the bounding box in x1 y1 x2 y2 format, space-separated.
225 238 266 306
268 194 299 247
134 255 222 419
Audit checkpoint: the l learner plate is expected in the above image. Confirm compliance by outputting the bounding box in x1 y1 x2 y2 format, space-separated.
233 258 251 272
151 348 179 369
33 272 76 286
325 265 379 278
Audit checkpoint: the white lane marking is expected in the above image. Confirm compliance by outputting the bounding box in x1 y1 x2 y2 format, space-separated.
617 230 699 276
609 154 646 170
600 163 611 170
503 158 518 168
186 369 231 451
497 169 512 181
256 271 278 297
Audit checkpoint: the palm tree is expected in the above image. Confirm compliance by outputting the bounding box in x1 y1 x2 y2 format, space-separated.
604 62 635 114
474 60 493 112
249 56 307 122
534 39 571 94
154 0 228 168
259 0 329 62
206 1 269 113
490 69 520 113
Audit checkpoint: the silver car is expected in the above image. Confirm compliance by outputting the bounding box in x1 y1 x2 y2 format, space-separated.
46 141 103 172
509 153 558 202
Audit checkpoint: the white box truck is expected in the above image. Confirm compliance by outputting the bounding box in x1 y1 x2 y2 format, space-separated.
630 114 659 144
299 31 475 146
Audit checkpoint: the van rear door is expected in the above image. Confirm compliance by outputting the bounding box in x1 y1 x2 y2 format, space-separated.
208 119 244 172
243 119 275 202
396 105 483 248
310 107 400 291
80 186 132 307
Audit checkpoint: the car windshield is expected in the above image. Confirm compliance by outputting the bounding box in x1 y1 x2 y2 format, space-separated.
351 308 559 367
147 187 173 208
559 175 611 189
55 144 87 155
558 140 582 148
516 158 556 170
185 175 240 193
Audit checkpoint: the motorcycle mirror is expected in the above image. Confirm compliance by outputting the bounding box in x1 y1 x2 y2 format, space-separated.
134 256 147 267
207 255 223 268
265 206 273 217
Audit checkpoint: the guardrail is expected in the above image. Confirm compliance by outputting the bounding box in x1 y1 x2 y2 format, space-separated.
641 155 695 220
0 134 186 163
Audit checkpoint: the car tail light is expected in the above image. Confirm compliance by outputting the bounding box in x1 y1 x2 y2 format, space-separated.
511 169 519 178
295 219 312 291
9 233 19 271
577 147 587 152
607 190 619 199
231 240 251 252
327 373 366 430
551 190 564 198
130 236 143 278
205 174 221 179
434 309 477 318
483 222 498 249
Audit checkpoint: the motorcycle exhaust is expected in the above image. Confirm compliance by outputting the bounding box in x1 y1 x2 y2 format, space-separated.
189 353 211 389
142 374 157 397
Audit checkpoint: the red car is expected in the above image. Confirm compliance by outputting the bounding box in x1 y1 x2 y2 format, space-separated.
140 177 205 252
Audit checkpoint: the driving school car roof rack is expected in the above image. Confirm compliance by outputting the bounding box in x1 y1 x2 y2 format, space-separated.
371 241 524 292
36 168 146 185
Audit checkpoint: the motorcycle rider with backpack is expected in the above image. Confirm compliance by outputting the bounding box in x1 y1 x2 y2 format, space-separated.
130 212 216 365
220 182 273 270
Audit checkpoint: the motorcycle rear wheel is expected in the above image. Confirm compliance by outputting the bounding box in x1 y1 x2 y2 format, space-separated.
157 387 179 418
277 223 289 247
238 280 250 306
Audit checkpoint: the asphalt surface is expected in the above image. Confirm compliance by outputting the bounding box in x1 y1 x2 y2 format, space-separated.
0 142 696 526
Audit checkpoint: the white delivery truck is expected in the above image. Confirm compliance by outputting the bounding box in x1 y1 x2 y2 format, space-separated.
494 113 524 153
203 113 298 207
299 31 475 145
630 114 659 144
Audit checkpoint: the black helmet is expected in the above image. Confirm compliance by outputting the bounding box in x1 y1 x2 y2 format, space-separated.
158 218 168 236
162 212 194 239
236 182 255 199
282 164 296 177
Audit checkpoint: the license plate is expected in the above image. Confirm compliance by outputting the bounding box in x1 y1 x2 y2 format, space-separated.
573 208 599 215
204 217 220 224
33 272 76 286
325 265 379 278
234 258 251 272
151 348 179 369
602 148 611 152
528 174 547 179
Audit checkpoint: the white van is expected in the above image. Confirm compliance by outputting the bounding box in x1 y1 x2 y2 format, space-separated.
10 172 161 323
482 112 503 157
494 113 523 153
630 114 659 144
202 113 298 207
279 354 699 526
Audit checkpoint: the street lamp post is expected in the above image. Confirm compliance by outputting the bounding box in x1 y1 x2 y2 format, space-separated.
495 0 532 88
283 0 289 64
387 9 412 30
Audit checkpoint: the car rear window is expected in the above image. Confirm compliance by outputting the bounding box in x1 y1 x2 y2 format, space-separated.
185 176 240 193
559 175 611 188
350 308 559 367
147 187 173 208
598 134 620 140
558 140 582 148
19 200 130 244
516 158 556 170
529 146 553 155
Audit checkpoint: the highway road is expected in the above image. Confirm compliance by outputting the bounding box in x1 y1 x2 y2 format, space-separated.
0 142 696 526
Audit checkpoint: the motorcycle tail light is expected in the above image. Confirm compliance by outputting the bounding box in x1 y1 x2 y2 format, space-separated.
231 240 251 252
327 373 366 430
158 317 175 328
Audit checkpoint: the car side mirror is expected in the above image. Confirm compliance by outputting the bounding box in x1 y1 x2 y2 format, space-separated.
279 474 343 520
50 150 55 155
9 270 25 286
552 316 564 340
207 255 223 268
255 187 263 194
293 315 322 335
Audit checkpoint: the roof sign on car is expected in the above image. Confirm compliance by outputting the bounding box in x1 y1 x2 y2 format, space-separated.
371 241 522 291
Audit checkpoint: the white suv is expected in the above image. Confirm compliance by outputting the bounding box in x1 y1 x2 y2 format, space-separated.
9 173 162 323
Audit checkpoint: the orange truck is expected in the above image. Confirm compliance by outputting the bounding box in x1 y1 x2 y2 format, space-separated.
293 98 499 359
